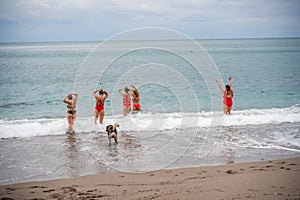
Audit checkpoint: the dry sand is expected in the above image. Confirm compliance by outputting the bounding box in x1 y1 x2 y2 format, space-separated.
1 157 300 200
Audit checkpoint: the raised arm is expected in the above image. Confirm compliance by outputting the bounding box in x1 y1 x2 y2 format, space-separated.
129 88 134 96
72 92 78 99
215 79 224 93
103 90 109 100
118 89 123 96
130 85 136 95
63 94 70 104
93 88 101 98
228 76 232 90
131 85 136 90
72 93 78 106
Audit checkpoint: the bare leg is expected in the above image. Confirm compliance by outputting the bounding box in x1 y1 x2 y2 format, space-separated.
123 106 128 116
99 110 104 124
73 113 77 125
228 106 232 115
223 104 227 114
94 109 99 124
108 134 112 144
67 114 73 133
225 106 230 115
224 104 232 115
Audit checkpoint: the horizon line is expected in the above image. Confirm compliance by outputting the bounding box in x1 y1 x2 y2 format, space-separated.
1 36 299 44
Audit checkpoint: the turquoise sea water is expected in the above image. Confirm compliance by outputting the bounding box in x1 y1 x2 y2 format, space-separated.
0 38 300 185
0 38 299 120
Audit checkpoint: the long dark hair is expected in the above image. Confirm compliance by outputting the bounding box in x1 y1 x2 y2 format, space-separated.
124 87 129 93
133 90 139 97
225 85 232 96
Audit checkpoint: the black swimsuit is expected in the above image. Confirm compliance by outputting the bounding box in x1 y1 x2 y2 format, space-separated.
67 105 76 115
68 110 76 115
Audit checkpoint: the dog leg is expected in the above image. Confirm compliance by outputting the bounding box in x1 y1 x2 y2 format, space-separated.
111 133 118 144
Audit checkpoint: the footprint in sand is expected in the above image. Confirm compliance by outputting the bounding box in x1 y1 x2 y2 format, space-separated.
287 163 296 166
248 188 258 192
87 189 98 192
50 193 65 199
249 166 258 169
1 197 14 200
215 188 224 192
5 188 16 191
43 189 56 193
29 186 47 189
61 186 77 193
226 169 238 174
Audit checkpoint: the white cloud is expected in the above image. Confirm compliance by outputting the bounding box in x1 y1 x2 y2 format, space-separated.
0 0 299 41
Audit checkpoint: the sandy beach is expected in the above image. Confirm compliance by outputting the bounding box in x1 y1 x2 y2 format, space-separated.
0 157 299 200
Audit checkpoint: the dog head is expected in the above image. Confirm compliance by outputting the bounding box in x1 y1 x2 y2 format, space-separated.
106 123 119 132
106 125 112 132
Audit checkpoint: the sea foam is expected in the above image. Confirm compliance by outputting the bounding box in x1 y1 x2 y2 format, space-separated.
0 105 299 139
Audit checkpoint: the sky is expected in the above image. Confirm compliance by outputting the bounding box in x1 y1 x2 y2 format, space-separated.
0 0 299 42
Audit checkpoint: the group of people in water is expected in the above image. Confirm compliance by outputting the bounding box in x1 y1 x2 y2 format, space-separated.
63 77 233 134
63 85 141 134
118 85 141 116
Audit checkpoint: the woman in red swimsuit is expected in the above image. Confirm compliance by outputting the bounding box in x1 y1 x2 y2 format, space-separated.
131 85 141 111
216 76 233 115
119 86 131 116
63 93 78 134
93 88 108 124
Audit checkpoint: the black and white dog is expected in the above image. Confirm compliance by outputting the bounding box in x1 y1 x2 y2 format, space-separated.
106 123 119 144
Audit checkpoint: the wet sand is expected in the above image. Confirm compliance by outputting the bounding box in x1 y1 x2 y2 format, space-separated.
1 157 300 200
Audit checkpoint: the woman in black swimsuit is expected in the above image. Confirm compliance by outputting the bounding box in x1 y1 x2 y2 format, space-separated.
63 93 78 134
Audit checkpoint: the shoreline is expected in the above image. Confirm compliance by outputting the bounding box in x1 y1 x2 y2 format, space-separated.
1 157 300 199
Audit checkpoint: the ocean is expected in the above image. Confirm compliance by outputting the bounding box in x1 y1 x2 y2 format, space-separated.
0 38 300 185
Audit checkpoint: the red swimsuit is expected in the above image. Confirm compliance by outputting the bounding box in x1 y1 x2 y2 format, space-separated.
133 103 141 110
132 96 140 110
223 91 233 107
95 101 104 112
123 93 131 108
